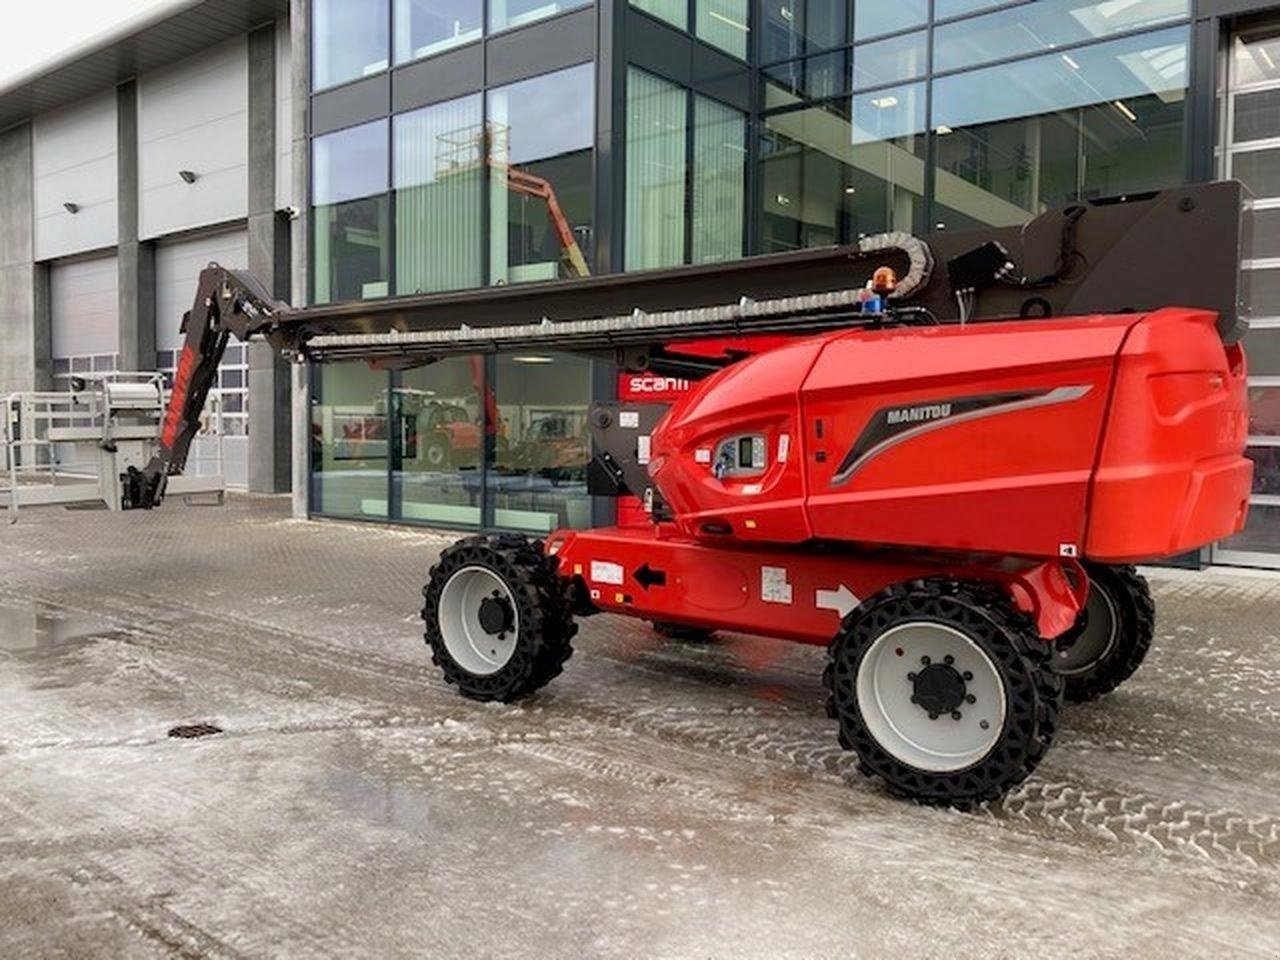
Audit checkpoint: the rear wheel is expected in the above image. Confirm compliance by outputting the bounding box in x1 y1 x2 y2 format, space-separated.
824 580 1062 806
651 621 718 643
422 535 576 702
1052 563 1154 702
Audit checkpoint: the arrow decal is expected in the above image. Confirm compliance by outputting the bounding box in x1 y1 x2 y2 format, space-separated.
633 564 667 590
816 584 859 619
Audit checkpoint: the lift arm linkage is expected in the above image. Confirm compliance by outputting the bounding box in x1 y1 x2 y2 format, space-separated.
122 264 291 510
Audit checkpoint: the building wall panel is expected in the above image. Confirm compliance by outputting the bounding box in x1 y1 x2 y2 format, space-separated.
33 92 118 260
139 36 248 239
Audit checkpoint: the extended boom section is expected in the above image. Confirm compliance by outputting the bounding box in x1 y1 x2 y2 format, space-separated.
122 265 290 510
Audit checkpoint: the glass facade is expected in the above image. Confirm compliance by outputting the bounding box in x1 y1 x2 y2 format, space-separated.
313 120 391 304
394 96 484 295
488 64 596 284
757 2 1190 248
315 0 591 84
312 356 594 532
315 64 594 303
313 0 390 90
624 68 747 269
395 0 483 64
305 0 1280 567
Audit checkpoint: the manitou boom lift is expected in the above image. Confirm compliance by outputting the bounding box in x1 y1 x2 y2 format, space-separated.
63 182 1256 805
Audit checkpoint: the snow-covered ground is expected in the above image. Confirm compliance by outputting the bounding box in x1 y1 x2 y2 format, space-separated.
1 496 1278 958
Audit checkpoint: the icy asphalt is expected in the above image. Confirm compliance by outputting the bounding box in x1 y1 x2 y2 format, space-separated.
1 496 1278 959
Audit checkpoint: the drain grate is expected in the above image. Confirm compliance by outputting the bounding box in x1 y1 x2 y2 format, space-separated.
167 722 223 740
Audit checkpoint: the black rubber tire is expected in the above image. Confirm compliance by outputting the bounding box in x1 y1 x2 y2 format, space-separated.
651 621 718 643
823 579 1063 807
422 534 577 702
422 433 451 470
1054 563 1155 703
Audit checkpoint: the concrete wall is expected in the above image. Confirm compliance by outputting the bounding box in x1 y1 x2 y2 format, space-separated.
0 125 50 396
138 35 249 239
33 91 119 261
277 19 295 212
49 254 119 359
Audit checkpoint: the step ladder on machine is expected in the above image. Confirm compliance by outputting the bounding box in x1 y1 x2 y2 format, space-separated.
2 373 226 523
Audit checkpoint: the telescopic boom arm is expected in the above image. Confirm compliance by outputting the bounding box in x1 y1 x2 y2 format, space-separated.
121 265 290 510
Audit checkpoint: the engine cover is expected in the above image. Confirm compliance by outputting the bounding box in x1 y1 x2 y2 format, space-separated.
646 309 1252 563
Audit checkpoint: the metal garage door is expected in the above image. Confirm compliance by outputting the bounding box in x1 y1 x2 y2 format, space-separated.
50 254 118 388
155 229 250 489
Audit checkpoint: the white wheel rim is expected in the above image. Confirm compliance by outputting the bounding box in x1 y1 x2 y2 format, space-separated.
856 622 1008 773
438 566 519 676
1054 577 1118 676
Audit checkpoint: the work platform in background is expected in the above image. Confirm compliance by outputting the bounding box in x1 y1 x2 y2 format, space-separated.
2 373 226 523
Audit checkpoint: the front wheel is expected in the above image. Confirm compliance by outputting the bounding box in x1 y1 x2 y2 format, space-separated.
824 580 1062 806
422 535 576 702
1052 563 1154 702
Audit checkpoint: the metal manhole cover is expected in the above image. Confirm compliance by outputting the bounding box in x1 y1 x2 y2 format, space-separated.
167 723 223 739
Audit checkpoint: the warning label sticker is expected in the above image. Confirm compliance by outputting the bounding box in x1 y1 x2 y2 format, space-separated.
761 566 793 605
637 435 652 465
590 560 625 585
619 411 640 429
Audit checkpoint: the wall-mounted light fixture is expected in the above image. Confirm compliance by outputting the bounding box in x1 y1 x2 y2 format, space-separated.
178 170 198 184
63 202 80 214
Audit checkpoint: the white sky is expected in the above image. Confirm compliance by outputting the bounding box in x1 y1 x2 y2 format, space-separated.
0 0 187 88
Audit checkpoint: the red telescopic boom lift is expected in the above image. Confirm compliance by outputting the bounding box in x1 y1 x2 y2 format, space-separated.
122 183 1252 805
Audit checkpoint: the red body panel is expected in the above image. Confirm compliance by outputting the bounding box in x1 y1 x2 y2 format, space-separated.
549 527 1086 644
646 309 1252 564
1086 313 1252 561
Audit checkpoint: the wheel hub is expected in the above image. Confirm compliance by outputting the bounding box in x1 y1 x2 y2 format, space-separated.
477 595 514 635
912 663 967 716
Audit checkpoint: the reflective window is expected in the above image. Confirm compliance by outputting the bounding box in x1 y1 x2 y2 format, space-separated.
852 82 926 144
632 0 688 30
853 0 926 41
491 0 590 32
1249 389 1280 437
933 0 1188 74
761 0 847 61
852 30 927 91
313 121 391 304
489 354 594 532
313 0 389 89
764 50 849 104
394 0 481 64
1245 208 1280 261
488 64 596 284
931 28 1188 229
934 0 1007 18
393 358 486 526
692 97 747 264
1247 445 1280 496
1232 148 1280 198
1233 88 1280 144
698 0 750 59
1232 30 1280 87
1243 329 1280 378
1244 266 1280 317
626 69 688 270
1220 503 1280 554
394 96 484 295
760 92 925 253
933 27 1188 131
311 363 390 519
